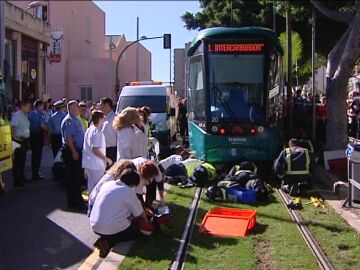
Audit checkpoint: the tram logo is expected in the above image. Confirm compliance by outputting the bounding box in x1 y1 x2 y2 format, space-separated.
228 137 246 144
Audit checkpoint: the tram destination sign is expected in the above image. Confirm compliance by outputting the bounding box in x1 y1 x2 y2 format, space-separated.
207 43 265 54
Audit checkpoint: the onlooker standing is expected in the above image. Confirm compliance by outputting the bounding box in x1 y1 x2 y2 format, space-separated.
61 100 86 210
28 100 46 181
134 107 151 159
347 91 358 138
43 101 52 146
113 107 140 160
10 100 31 187
82 110 113 194
177 98 188 145
292 89 305 138
315 94 328 143
100 98 117 163
48 100 66 158
78 101 89 130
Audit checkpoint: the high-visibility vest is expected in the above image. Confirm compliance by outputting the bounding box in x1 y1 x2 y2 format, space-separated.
285 148 310 175
77 115 88 130
201 162 217 181
183 159 202 177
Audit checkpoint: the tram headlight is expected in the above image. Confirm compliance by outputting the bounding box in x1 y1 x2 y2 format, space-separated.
257 126 265 133
211 125 218 133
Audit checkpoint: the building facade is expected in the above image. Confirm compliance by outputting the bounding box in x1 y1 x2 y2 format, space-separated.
3 1 50 102
11 0 151 102
173 42 191 98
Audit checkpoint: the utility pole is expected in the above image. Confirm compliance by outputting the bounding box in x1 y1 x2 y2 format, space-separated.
136 17 139 81
108 36 115 98
0 1 5 75
286 1 293 137
273 0 276 32
312 8 316 142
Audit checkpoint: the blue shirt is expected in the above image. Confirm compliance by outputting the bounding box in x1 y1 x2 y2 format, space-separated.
48 111 66 135
28 109 45 133
61 113 85 149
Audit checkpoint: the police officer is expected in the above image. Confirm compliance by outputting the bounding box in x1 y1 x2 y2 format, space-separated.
10 100 31 187
48 100 66 158
28 99 46 181
61 100 86 210
273 138 313 195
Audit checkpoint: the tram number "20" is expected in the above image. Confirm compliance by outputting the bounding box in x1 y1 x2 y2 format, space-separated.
211 117 219 123
0 144 8 153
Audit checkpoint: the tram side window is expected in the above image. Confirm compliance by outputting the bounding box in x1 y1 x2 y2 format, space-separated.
268 49 282 124
188 56 205 122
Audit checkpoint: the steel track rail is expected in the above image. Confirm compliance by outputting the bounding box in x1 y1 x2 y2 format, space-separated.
277 188 335 270
170 187 202 270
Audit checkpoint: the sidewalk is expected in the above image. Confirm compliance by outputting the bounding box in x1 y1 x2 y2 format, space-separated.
2 145 55 191
313 164 360 234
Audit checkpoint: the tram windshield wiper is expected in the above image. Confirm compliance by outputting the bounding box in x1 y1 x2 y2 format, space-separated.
213 85 237 119
211 69 237 119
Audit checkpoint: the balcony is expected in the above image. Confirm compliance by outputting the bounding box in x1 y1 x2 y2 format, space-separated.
5 1 50 44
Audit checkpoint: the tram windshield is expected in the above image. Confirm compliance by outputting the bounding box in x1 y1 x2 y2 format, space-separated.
208 54 265 122
117 96 166 113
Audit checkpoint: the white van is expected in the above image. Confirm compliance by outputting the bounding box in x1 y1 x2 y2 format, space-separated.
116 81 175 148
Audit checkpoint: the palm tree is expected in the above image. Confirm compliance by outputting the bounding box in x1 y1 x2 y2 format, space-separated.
279 31 303 78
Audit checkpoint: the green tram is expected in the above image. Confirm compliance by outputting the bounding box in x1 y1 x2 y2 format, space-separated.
186 27 285 163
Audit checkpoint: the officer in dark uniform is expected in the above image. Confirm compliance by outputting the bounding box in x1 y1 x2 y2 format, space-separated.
273 138 314 195
48 100 66 158
61 100 86 210
28 99 46 181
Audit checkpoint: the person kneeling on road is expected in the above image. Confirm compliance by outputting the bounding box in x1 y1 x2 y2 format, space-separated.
273 138 314 195
88 159 136 215
90 168 150 258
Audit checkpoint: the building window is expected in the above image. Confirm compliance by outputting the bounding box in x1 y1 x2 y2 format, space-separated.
80 86 92 101
85 16 91 42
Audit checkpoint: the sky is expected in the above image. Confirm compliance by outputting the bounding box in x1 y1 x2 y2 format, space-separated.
93 1 201 84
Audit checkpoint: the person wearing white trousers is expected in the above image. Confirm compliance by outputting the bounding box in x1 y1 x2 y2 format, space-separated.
82 110 113 194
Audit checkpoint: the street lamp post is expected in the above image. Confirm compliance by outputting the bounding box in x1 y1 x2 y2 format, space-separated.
115 35 163 96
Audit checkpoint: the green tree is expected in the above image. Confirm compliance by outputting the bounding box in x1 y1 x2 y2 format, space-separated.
311 0 360 150
279 31 303 77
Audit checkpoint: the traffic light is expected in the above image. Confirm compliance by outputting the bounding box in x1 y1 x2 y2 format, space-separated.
163 34 171 49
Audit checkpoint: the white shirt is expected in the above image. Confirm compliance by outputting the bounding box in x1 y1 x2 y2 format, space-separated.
158 155 183 170
90 181 143 235
116 127 137 160
10 110 30 138
82 125 106 171
102 111 117 148
133 124 149 159
132 157 163 195
88 173 115 208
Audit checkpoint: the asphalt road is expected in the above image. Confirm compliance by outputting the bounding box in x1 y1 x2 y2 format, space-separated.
0 146 97 270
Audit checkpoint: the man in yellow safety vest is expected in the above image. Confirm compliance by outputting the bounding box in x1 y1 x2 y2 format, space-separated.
273 138 314 195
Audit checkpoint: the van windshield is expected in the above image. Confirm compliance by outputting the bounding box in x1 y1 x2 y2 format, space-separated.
117 96 166 113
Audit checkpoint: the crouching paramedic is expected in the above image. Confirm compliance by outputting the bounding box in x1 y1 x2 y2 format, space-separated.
90 169 149 258
273 138 314 195
132 157 164 208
